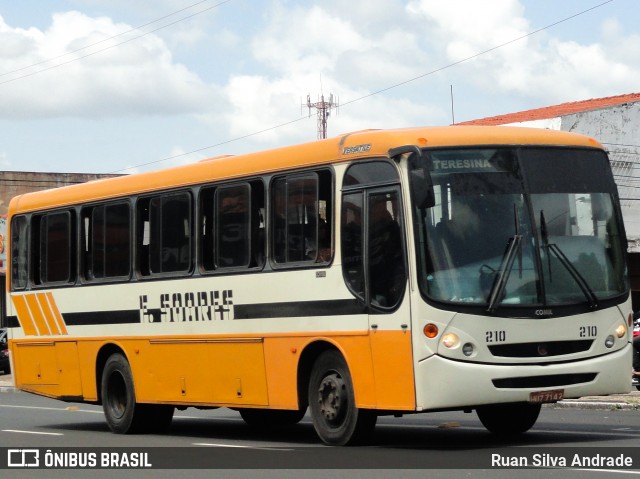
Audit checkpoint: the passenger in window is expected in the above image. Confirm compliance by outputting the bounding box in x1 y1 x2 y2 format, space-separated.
342 199 364 296
369 196 405 308
218 189 249 267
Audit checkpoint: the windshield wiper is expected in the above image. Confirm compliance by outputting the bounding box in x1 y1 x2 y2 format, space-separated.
487 205 522 313
539 211 598 309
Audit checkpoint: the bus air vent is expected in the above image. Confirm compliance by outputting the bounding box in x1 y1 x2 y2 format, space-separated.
493 373 597 389
488 340 593 358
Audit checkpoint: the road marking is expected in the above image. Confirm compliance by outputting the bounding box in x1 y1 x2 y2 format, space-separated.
3 429 63 436
574 469 640 475
0 404 102 414
193 442 293 451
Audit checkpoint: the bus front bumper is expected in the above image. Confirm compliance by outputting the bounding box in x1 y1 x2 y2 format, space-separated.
414 344 632 411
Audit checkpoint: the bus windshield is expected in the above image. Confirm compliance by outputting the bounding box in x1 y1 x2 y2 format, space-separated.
411 147 628 311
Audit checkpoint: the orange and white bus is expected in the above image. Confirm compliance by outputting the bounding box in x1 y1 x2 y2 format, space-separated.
5 126 631 445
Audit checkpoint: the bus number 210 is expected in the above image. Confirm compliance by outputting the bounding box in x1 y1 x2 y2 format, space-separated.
579 326 597 338
485 330 506 343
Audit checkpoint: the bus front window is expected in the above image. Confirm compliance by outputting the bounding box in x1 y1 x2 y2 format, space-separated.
412 147 628 312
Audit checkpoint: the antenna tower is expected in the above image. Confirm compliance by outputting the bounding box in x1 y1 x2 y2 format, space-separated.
305 93 338 140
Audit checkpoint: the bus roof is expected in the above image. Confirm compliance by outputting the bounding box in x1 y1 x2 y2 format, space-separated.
8 125 603 215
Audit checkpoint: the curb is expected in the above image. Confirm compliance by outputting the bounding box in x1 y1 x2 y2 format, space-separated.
549 401 640 410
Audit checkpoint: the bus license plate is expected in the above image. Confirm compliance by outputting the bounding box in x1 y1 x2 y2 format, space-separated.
529 389 564 403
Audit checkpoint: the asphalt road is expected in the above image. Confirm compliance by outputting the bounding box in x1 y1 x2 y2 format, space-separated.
2 388 640 479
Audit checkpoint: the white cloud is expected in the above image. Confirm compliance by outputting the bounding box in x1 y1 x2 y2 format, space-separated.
0 12 220 118
406 0 640 106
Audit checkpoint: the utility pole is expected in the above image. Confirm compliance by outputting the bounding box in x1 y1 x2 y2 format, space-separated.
305 93 338 140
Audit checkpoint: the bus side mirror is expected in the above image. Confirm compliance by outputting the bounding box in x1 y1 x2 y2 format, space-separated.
389 145 435 209
410 167 435 209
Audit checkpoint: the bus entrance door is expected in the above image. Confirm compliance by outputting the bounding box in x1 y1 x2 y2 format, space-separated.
366 189 415 411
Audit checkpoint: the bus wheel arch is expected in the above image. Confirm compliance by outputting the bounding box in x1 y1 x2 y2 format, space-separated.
96 343 128 405
297 340 347 411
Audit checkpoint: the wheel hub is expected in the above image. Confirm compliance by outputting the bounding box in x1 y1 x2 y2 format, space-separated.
317 373 346 424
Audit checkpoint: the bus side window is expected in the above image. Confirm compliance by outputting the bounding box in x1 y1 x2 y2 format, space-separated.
10 216 29 290
82 203 131 280
138 192 192 276
271 170 332 265
199 187 215 271
33 211 75 285
215 184 251 268
200 180 265 272
341 192 365 300
368 191 406 308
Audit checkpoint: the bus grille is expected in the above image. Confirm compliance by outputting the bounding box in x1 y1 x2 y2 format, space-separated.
492 373 597 389
488 340 593 358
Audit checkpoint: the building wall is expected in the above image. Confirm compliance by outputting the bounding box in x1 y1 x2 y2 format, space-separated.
0 171 121 217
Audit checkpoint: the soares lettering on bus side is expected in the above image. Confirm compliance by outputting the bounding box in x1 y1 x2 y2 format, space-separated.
138 290 234 323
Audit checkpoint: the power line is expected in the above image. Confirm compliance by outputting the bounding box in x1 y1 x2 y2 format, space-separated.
0 0 234 87
0 0 222 80
110 115 311 173
339 0 615 109
111 0 615 173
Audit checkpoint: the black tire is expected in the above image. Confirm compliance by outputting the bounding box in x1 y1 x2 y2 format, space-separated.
239 408 307 429
101 353 174 434
136 403 175 433
476 402 541 436
308 350 377 446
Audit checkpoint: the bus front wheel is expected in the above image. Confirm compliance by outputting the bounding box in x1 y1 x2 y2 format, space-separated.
101 353 173 434
308 350 377 446
476 402 541 436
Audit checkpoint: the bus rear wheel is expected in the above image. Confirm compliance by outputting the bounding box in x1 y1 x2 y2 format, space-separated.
476 402 541 436
101 353 174 434
308 350 377 446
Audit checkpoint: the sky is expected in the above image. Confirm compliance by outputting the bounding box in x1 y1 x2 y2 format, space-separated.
0 0 638 174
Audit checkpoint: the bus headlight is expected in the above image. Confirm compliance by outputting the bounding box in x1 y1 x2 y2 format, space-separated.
442 333 459 348
615 324 627 338
604 335 615 348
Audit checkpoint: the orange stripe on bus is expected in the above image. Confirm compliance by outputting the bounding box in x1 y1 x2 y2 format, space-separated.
11 295 39 336
45 292 68 335
37 293 61 335
24 294 51 336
